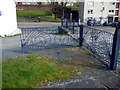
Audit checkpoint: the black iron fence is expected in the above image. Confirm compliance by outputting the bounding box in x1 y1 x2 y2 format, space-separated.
61 18 75 34
20 26 79 52
61 18 120 70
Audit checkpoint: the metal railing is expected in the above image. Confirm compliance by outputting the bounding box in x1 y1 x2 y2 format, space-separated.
61 18 75 34
79 24 120 70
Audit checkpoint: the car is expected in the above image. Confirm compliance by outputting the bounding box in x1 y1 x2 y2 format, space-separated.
87 19 101 26
111 22 119 27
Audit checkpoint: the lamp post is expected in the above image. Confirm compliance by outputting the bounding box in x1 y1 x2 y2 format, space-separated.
118 2 120 22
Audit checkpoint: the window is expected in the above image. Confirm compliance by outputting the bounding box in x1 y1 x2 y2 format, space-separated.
42 2 45 5
115 10 119 16
116 3 119 8
110 2 115 5
100 2 104 5
47 2 50 5
22 2 26 5
34 2 36 5
88 10 93 14
18 2 22 5
26 2 30 5
0 11 1 16
87 17 93 20
109 10 114 13
88 1 94 6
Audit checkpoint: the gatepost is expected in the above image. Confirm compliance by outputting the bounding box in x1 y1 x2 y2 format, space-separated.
110 22 120 70
79 25 84 46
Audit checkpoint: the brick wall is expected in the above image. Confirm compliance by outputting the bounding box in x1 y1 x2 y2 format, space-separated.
16 5 52 11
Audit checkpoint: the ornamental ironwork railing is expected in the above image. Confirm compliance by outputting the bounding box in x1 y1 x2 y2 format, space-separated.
82 26 114 67
20 26 79 52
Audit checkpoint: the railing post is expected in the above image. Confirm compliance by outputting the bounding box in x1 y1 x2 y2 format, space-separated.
79 24 84 46
66 19 68 28
61 17 63 26
110 23 120 70
73 20 75 34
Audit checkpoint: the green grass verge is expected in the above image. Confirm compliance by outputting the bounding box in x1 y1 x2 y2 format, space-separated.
40 16 61 22
17 18 33 22
17 16 61 22
4 34 21 37
66 6 79 11
17 10 52 18
2 54 76 88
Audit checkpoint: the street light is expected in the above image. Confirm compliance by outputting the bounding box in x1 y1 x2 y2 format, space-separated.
118 2 120 22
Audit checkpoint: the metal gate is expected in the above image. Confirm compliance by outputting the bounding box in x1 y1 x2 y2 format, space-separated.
82 26 114 67
20 26 79 52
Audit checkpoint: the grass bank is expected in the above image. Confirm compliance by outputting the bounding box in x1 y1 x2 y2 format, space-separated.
17 10 52 18
17 16 61 22
40 16 61 22
17 18 33 22
66 6 79 11
2 54 77 88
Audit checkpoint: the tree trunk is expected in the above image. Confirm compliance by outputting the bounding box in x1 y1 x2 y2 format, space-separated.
55 13 57 20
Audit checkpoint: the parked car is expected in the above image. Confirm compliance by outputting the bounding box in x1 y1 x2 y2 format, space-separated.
87 19 101 26
111 22 119 27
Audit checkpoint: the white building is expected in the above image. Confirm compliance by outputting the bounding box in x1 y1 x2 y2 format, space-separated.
79 0 120 23
0 0 19 37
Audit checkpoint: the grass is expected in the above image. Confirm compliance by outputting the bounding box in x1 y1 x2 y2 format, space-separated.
17 16 61 22
17 10 52 18
66 6 79 11
4 34 21 37
2 54 77 88
17 18 33 22
40 16 61 22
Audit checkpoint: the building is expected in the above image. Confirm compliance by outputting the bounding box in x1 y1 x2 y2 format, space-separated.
118 1 120 22
79 0 120 23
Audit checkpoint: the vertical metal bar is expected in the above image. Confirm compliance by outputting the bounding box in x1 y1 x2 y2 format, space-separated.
110 23 120 70
61 17 63 26
79 25 84 46
66 19 68 28
73 20 75 34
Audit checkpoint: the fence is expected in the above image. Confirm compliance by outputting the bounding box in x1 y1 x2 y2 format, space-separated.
61 18 120 70
20 26 79 52
61 18 75 34
80 25 120 70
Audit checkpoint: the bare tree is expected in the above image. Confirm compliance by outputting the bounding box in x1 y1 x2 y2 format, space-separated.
60 2 67 18
48 0 70 19
50 2 60 20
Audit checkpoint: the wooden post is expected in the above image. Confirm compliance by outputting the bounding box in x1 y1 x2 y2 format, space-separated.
110 22 120 70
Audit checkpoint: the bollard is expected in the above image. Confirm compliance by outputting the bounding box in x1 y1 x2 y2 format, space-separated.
110 22 120 70
79 25 84 46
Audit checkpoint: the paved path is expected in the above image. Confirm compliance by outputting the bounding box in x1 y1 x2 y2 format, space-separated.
2 36 22 59
17 22 61 28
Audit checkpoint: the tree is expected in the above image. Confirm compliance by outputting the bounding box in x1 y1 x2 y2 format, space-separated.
60 2 67 18
50 2 61 20
48 0 70 19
